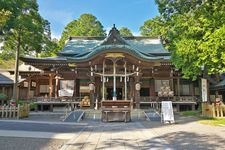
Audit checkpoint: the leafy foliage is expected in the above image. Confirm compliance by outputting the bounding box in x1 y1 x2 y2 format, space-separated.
0 59 15 69
59 13 106 49
0 9 11 31
119 27 133 36
140 0 225 80
0 0 57 61
39 38 60 57
0 93 8 101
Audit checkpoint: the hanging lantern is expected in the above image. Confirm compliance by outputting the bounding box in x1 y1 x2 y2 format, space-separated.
89 83 95 91
135 83 141 91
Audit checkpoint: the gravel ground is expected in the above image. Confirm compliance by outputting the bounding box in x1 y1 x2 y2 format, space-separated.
0 137 67 150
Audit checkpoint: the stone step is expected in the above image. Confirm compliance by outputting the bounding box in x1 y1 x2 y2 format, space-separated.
82 109 146 120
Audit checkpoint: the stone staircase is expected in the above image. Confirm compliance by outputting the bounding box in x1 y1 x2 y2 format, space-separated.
63 109 160 122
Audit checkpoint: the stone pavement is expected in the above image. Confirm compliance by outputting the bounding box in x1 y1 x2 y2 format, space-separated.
61 117 225 150
1 114 225 150
61 121 172 150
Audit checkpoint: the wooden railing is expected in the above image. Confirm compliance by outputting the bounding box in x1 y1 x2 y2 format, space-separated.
0 104 30 119
140 96 196 102
34 96 82 102
202 103 225 118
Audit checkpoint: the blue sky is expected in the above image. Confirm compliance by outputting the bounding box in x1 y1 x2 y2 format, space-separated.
37 0 159 39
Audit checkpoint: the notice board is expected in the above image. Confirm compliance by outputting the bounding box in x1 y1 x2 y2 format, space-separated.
161 101 175 123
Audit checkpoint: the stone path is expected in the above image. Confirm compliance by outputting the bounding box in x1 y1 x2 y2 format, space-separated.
61 121 172 150
1 115 225 150
61 117 225 150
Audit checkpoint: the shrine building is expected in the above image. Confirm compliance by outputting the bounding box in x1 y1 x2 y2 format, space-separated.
20 25 199 111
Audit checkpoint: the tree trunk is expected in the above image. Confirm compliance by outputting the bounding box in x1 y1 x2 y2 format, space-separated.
12 34 20 101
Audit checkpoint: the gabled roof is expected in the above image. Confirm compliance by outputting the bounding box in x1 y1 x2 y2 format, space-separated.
101 24 129 45
210 79 225 91
0 72 14 85
21 25 170 64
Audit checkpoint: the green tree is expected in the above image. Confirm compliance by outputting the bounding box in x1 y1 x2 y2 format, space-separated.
0 0 46 58
0 0 56 100
119 27 133 36
40 38 60 57
0 9 11 31
59 13 106 49
140 0 225 81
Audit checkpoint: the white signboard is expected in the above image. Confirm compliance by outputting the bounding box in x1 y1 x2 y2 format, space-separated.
59 80 74 97
161 101 175 123
58 89 74 97
201 78 208 102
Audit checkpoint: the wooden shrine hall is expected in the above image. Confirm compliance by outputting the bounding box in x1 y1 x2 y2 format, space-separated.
20 25 199 112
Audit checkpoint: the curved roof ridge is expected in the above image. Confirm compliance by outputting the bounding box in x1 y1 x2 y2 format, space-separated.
68 44 169 62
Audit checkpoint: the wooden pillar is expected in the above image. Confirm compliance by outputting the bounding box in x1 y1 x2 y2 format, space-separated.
134 75 141 109
124 61 127 100
177 77 180 99
191 82 194 100
112 60 117 100
73 75 76 101
35 76 39 97
102 60 105 100
76 79 80 98
90 66 95 109
90 82 95 109
130 77 134 101
55 77 58 99
49 74 53 99
150 78 156 96
27 75 31 100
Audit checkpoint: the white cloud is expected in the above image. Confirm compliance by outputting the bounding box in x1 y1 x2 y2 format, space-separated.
51 32 61 40
133 31 140 36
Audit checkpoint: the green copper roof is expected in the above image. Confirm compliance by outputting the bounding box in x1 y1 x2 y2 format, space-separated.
21 26 170 64
58 39 102 56
58 26 170 62
58 38 170 62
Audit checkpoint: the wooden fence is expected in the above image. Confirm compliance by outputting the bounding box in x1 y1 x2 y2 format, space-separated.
0 104 30 119
202 103 225 118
